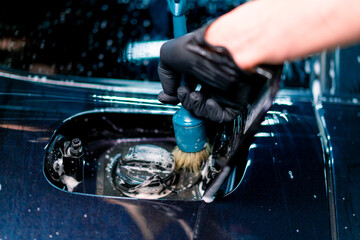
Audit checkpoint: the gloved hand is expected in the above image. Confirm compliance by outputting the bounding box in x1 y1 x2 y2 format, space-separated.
158 24 282 123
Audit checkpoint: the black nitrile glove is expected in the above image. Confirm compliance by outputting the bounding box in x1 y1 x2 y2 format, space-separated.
158 24 282 123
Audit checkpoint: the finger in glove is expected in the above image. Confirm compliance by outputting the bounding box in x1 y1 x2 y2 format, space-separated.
178 86 240 123
157 91 180 105
157 61 182 97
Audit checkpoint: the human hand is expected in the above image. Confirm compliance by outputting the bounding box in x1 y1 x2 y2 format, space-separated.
158 24 282 123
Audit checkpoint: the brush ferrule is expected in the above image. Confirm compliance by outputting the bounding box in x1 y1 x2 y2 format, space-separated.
173 107 207 153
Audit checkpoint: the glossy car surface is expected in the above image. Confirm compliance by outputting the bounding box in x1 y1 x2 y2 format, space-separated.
0 72 331 239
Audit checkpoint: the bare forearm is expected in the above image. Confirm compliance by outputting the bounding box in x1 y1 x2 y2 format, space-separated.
205 0 360 70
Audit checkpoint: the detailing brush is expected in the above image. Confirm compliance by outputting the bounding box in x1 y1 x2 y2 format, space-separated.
167 0 210 173
172 107 210 173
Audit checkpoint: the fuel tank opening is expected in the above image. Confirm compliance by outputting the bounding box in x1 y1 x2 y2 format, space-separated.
44 111 248 201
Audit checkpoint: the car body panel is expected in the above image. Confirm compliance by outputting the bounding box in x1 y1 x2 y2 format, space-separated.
0 74 331 239
322 98 360 239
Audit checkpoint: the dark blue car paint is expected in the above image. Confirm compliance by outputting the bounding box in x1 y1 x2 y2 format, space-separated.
322 98 360 239
0 75 333 239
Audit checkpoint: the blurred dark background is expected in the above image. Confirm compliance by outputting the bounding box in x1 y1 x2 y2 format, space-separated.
0 0 245 80
4 0 360 93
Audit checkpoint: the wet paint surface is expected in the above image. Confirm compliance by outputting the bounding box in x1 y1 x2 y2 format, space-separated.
0 75 331 239
0 75 197 240
322 99 360 239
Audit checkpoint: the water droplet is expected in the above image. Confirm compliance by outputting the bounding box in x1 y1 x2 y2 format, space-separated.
296 229 299 233
84 214 87 218
288 171 294 179
313 195 317 199
37 207 41 211
49 235 53 238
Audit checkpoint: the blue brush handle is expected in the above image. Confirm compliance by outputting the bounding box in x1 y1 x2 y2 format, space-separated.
173 15 187 38
167 0 207 153
167 0 188 38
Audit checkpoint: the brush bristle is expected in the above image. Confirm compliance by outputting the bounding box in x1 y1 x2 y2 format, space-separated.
172 144 211 174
